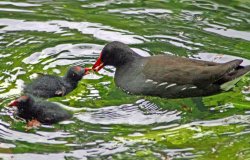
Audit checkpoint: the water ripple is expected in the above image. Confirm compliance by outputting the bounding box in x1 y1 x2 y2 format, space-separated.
109 8 173 15
0 141 127 160
204 27 250 41
0 8 34 13
0 1 41 7
75 99 181 125
0 122 69 144
81 0 135 8
0 19 146 44
191 53 250 66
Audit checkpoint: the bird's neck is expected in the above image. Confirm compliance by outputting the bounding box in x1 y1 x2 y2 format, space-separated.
63 77 78 87
18 101 34 117
115 51 141 68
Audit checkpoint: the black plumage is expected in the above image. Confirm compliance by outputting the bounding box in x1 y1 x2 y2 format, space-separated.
24 66 86 98
8 95 72 124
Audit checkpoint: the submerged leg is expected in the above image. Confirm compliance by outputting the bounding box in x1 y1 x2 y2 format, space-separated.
26 119 41 130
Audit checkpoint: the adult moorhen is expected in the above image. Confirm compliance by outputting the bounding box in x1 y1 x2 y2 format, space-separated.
24 66 90 98
92 41 250 98
8 95 72 125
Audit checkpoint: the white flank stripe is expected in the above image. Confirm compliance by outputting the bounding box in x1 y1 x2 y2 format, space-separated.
157 82 168 87
181 87 187 91
145 79 153 83
165 83 177 89
189 86 197 89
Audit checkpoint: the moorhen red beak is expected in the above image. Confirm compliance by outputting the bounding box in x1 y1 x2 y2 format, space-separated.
8 100 18 107
92 53 104 72
84 67 92 75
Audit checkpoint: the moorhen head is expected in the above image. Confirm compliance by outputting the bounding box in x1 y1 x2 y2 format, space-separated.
92 41 250 98
65 66 87 82
8 95 72 125
8 95 33 110
24 65 90 98
93 41 141 70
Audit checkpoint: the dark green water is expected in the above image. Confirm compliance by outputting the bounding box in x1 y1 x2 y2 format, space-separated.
0 0 250 159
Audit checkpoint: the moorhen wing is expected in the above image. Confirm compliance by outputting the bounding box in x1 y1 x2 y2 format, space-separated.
92 41 250 98
8 95 72 125
24 66 90 98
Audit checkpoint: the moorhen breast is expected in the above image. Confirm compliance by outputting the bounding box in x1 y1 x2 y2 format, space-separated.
8 95 72 125
92 41 250 98
24 66 89 98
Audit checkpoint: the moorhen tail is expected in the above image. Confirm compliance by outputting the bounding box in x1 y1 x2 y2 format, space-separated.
8 95 72 124
24 66 90 98
92 41 250 98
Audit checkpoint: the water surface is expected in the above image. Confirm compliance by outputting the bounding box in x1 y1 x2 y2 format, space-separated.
0 0 250 159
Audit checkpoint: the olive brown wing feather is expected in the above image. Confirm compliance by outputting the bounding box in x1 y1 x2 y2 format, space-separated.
142 56 243 89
